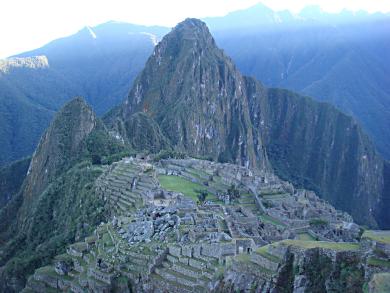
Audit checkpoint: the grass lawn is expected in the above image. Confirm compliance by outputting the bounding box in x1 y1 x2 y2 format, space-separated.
258 214 286 227
297 233 316 241
256 246 281 262
158 175 215 201
362 230 390 244
368 257 390 268
280 240 360 251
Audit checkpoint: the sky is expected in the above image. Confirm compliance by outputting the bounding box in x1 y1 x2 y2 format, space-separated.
0 0 389 58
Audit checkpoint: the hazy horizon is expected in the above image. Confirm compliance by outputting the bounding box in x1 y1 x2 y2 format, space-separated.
1 0 390 59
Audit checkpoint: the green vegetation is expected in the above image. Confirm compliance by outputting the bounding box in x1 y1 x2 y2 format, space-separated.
297 233 316 241
0 157 31 208
256 246 281 263
0 161 106 289
280 240 360 251
153 149 186 161
158 175 217 202
227 184 240 201
368 257 390 268
309 218 329 227
362 230 390 244
258 214 286 227
196 190 208 203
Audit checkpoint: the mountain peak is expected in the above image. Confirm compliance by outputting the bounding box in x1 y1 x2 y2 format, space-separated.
116 19 268 170
168 18 214 43
22 96 96 202
175 18 208 31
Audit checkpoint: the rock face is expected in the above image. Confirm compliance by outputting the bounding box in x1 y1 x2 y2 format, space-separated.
110 18 387 227
246 80 385 226
111 18 269 170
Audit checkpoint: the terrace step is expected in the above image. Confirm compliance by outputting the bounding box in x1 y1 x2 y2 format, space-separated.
150 273 193 293
155 267 202 287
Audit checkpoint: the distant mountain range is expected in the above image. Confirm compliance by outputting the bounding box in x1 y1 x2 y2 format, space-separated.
207 4 390 160
0 18 389 290
0 4 389 167
0 22 169 165
0 4 389 228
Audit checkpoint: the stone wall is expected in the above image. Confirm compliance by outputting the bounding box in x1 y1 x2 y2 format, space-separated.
250 253 279 271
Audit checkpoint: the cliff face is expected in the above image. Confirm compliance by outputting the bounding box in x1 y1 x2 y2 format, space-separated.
114 19 269 170
111 18 387 227
245 77 384 226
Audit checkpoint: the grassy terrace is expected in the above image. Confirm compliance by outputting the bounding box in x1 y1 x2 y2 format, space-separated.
297 233 316 241
368 257 390 268
256 246 281 263
362 230 390 244
258 213 286 227
279 240 360 251
158 175 221 203
35 266 60 278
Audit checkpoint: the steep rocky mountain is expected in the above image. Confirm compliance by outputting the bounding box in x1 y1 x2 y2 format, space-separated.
1 7 389 166
246 82 384 227
110 18 269 170
0 97 126 291
0 22 169 166
1 18 390 292
206 4 390 159
110 18 387 228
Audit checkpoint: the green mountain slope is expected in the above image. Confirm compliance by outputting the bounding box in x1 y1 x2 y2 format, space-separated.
110 19 268 170
0 23 169 166
206 5 390 159
0 97 126 291
112 19 387 227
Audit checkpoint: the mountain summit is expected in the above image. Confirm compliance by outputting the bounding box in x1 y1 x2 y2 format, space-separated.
113 18 269 170
108 18 389 227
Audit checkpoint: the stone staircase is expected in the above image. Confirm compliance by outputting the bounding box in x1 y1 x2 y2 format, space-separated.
96 159 159 216
149 248 218 292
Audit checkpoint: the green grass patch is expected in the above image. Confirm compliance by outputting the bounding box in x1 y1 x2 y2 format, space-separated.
235 253 251 263
258 214 286 227
368 257 390 268
362 230 390 244
35 266 58 278
158 175 214 201
297 233 316 241
256 246 281 263
280 240 360 251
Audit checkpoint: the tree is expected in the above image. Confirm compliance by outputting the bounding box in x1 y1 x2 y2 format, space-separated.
228 184 240 201
197 190 208 204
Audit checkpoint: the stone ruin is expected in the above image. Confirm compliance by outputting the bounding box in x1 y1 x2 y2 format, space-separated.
24 157 385 293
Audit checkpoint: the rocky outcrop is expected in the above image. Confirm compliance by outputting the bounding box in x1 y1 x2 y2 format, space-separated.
110 18 388 227
111 18 269 170
246 79 385 226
